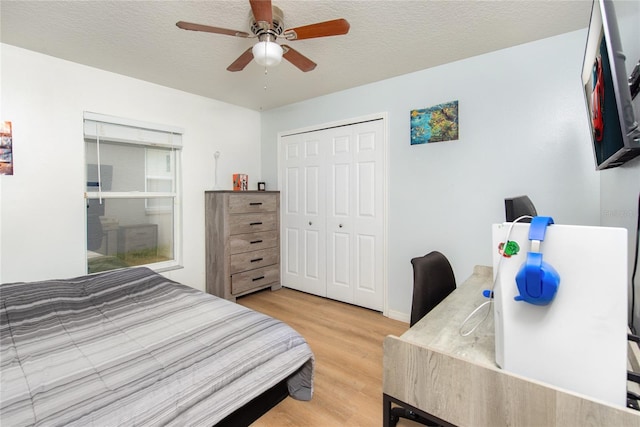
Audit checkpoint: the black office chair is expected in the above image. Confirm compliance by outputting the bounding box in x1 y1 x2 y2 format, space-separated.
410 251 457 327
389 251 457 427
505 195 537 224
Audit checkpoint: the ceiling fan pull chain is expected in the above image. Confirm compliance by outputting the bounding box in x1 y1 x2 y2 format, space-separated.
264 41 268 80
263 36 269 90
264 66 268 91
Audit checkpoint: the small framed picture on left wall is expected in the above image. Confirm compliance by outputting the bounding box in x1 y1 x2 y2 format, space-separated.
0 121 13 175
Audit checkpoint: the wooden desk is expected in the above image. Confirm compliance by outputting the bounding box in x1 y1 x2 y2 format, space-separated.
383 266 640 426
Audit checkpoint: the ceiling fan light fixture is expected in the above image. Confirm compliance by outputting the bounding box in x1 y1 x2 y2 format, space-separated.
252 40 283 67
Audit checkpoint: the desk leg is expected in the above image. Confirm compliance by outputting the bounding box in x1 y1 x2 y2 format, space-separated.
383 394 392 427
382 393 455 427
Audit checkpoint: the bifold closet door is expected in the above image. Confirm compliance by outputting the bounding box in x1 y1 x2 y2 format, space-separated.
281 132 327 297
280 118 384 311
325 120 384 311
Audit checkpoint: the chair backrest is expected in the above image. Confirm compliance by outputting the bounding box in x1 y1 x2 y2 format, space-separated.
410 251 456 327
505 195 537 223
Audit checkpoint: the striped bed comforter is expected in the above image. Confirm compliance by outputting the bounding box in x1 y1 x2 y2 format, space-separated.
0 267 314 426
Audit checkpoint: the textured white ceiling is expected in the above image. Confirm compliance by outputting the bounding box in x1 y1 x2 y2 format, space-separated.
0 0 593 111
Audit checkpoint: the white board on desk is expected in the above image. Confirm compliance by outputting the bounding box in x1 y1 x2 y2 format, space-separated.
492 222 627 407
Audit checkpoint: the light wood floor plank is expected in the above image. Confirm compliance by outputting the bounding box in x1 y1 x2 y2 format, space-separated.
237 287 418 426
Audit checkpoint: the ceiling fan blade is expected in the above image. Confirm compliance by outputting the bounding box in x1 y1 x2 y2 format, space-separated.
176 21 250 38
284 18 350 41
282 45 317 72
227 48 254 72
249 0 273 25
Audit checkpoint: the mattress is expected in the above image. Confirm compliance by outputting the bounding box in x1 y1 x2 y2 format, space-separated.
0 267 314 426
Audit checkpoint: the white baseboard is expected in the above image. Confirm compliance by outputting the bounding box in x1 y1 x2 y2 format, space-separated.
386 309 410 324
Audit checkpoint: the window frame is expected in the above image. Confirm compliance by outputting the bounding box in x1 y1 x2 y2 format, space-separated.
83 112 184 273
145 148 176 214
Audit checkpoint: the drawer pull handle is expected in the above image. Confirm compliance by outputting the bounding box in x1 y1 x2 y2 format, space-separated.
250 258 264 263
252 276 265 281
249 202 263 206
250 239 263 244
250 222 263 226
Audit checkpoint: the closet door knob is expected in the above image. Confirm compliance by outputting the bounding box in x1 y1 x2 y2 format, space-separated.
309 221 312 226
339 224 343 228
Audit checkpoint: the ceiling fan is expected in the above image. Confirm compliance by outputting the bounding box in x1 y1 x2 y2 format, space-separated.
176 0 350 72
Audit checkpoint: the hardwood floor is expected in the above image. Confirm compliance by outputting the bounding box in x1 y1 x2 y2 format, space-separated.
237 287 418 426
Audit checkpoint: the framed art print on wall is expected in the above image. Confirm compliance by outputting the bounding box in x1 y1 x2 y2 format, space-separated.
410 100 459 145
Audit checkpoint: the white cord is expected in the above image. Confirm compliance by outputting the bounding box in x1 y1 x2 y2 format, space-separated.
459 300 492 336
213 151 220 190
458 215 532 336
96 122 102 204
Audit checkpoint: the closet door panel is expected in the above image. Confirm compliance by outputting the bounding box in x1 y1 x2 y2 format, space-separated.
351 122 384 310
326 129 355 303
332 163 350 216
357 234 376 292
282 158 302 288
304 229 321 282
328 230 351 303
285 168 299 214
284 165 300 278
302 155 321 287
281 133 326 297
305 165 320 215
285 228 300 277
300 135 326 296
357 161 376 217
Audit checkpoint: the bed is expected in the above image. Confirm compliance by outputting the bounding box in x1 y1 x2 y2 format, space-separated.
0 267 314 426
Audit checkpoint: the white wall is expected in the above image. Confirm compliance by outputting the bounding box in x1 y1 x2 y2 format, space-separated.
261 30 602 319
0 44 262 291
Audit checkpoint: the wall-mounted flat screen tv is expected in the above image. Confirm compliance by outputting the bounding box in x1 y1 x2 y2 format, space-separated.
581 0 640 170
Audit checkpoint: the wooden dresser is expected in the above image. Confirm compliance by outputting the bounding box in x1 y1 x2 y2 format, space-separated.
205 191 281 301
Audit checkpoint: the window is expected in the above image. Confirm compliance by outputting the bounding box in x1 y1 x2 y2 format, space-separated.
84 112 183 274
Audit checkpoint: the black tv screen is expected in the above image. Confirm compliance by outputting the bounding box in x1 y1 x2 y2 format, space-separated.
581 0 640 170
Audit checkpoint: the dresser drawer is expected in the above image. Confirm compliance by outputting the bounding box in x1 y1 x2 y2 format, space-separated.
229 213 277 235
230 231 278 254
230 248 278 274
228 194 277 214
231 265 280 295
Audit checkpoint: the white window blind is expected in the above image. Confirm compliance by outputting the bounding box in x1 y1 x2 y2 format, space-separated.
83 111 183 148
